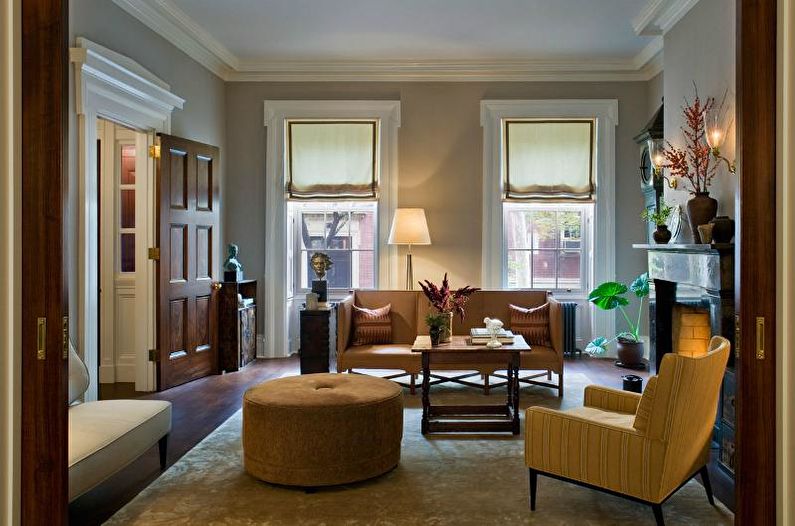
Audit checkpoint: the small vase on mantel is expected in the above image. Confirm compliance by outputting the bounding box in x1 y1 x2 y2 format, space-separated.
653 225 672 244
686 192 718 243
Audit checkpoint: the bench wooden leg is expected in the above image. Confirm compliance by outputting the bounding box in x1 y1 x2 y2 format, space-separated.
158 434 169 470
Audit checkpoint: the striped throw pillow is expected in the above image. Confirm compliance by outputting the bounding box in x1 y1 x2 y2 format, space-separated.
352 304 392 345
509 303 552 347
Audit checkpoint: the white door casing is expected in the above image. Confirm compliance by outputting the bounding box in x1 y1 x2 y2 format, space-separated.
72 38 184 398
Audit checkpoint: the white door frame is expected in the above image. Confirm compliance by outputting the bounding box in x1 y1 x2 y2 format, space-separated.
71 38 184 399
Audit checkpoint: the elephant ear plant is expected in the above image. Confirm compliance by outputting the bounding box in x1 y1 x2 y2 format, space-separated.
586 272 650 358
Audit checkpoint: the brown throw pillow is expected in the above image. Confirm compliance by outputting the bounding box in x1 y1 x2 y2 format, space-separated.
352 304 392 345
509 303 552 347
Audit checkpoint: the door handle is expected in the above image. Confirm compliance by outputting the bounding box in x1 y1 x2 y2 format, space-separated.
211 282 222 291
756 317 765 360
37 317 46 360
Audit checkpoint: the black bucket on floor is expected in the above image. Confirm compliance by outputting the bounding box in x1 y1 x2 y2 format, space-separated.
622 374 643 393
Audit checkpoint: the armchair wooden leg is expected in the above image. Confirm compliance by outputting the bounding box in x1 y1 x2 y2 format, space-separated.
158 434 169 471
699 465 715 506
651 504 664 526
557 370 564 398
410 374 416 395
528 468 538 511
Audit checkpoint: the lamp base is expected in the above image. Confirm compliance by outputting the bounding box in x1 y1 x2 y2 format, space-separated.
405 253 413 290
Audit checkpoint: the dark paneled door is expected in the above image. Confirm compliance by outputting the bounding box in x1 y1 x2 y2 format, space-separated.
156 134 220 390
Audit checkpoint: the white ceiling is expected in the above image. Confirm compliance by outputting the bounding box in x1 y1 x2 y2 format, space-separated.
112 0 700 81
171 0 649 62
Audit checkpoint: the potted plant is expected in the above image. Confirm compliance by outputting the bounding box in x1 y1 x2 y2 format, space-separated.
641 199 674 244
418 273 480 343
660 87 733 243
586 272 649 369
425 313 448 346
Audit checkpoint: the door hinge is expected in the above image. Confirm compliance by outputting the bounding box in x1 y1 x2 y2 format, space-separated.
756 316 766 360
148 349 161 362
36 317 46 360
148 247 160 260
148 144 161 159
734 314 740 359
62 316 69 360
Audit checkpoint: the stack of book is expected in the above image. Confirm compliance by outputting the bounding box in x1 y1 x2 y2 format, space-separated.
470 327 515 345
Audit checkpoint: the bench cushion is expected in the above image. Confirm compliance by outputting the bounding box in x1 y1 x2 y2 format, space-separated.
69 399 171 501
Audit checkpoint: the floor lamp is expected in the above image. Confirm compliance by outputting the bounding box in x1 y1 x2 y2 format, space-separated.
388 208 431 290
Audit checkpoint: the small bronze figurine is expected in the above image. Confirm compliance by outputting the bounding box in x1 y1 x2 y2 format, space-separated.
223 244 244 282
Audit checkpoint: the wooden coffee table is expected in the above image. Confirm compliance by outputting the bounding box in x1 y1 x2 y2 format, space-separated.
411 335 530 435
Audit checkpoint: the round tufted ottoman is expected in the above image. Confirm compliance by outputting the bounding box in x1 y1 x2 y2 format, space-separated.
242 373 403 487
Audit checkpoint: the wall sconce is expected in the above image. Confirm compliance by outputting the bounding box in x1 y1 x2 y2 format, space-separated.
647 138 679 189
703 106 737 174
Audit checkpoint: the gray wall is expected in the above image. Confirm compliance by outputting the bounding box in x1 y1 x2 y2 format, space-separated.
68 0 227 338
664 0 736 225
225 81 652 336
648 72 664 116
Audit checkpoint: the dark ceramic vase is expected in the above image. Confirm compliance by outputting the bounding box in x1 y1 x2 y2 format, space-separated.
710 215 736 243
686 192 718 243
616 338 645 367
653 225 672 244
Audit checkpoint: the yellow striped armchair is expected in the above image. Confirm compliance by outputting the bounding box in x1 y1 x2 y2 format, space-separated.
525 336 730 525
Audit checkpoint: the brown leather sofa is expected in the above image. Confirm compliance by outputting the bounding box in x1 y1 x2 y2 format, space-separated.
337 290 564 396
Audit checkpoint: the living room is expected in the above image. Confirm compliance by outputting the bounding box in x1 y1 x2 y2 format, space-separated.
2 0 791 525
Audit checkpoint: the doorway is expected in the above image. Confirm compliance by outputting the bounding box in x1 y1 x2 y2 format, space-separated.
96 119 154 399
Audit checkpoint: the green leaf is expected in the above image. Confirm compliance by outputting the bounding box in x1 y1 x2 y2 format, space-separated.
588 281 629 310
630 272 650 298
585 337 609 356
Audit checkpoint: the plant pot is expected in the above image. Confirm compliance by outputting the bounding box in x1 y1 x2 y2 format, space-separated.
686 192 718 243
653 224 672 244
440 312 453 343
710 215 735 243
429 327 441 346
616 338 645 368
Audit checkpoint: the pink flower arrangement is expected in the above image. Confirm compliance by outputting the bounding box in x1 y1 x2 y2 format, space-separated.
418 273 480 321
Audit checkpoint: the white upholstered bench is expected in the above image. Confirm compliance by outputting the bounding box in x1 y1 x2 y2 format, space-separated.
68 344 172 502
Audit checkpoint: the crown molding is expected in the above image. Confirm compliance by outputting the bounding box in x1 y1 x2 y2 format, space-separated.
112 0 664 83
633 0 701 36
111 0 237 80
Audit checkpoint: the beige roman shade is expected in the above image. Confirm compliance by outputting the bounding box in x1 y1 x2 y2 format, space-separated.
287 121 377 199
504 120 594 201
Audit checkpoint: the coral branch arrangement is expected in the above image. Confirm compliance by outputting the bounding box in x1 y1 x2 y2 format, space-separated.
662 87 719 195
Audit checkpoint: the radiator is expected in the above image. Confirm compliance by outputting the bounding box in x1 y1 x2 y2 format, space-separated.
561 302 581 356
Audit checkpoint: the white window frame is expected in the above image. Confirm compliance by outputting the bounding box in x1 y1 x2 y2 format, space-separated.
480 99 618 343
502 202 593 294
264 101 400 359
289 201 379 295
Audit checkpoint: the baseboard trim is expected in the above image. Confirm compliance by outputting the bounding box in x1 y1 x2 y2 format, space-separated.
98 364 115 384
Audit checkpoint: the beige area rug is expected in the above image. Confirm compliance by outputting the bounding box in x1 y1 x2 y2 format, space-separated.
108 373 733 525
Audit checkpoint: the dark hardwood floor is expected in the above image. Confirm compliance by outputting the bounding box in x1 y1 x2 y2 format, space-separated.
70 355 659 524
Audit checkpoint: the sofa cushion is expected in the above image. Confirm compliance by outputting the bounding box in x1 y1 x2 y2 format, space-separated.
68 341 89 405
352 304 392 345
69 399 171 501
355 290 419 344
519 345 560 370
340 344 421 373
563 406 636 430
509 303 552 347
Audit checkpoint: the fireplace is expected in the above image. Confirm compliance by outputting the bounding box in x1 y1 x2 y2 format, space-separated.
635 242 736 505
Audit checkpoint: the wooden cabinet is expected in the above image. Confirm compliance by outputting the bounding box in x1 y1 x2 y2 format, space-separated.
299 307 335 374
218 280 257 372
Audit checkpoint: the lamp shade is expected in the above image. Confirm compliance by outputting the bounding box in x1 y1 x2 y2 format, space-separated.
388 208 431 245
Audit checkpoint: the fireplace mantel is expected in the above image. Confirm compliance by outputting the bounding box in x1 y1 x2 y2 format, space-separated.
633 243 734 292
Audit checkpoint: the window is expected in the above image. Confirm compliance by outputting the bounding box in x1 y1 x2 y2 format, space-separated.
291 202 377 291
504 203 591 291
118 143 136 272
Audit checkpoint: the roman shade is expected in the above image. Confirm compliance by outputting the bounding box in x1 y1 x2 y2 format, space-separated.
288 121 377 199
505 120 594 201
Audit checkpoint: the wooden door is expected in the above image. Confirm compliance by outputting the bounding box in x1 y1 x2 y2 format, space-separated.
156 134 220 390
20 0 69 523
735 0 777 523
